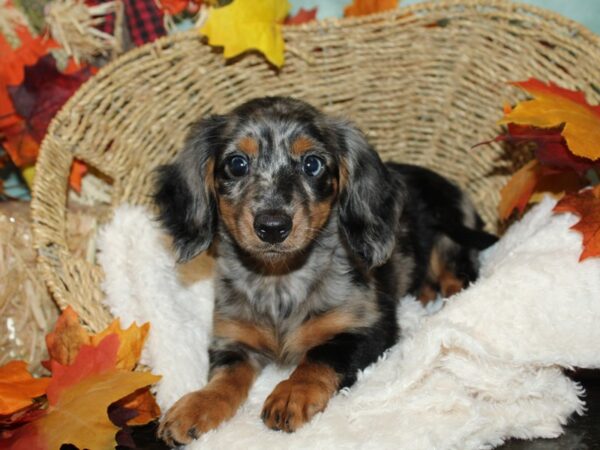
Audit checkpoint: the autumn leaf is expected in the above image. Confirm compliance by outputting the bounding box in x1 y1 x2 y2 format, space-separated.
91 320 150 371
0 24 58 88
285 7 317 25
200 0 291 68
45 306 150 371
344 0 398 17
494 123 600 176
8 55 93 145
498 159 585 220
553 185 600 261
499 160 540 220
44 306 90 368
158 0 190 15
111 387 161 426
499 79 600 160
0 361 49 416
69 159 88 193
5 335 161 450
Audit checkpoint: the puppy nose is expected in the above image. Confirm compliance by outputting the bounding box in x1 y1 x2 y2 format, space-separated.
253 211 292 244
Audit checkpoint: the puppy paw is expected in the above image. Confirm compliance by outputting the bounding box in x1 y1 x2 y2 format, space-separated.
261 378 332 433
158 390 234 446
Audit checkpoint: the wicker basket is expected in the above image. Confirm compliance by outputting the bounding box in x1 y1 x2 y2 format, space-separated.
31 0 600 332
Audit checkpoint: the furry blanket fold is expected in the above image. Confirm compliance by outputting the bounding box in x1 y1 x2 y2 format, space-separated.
97 197 600 449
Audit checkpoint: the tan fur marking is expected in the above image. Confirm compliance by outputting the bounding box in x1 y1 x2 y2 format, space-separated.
439 270 464 298
282 310 364 360
290 136 314 156
218 197 239 239
428 247 443 280
426 246 465 298
158 361 256 445
238 136 259 156
339 160 349 190
418 283 437 304
204 158 215 193
262 360 339 432
213 317 278 354
308 200 333 231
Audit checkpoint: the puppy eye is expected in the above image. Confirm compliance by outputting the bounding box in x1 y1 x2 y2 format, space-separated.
227 155 249 177
302 155 325 177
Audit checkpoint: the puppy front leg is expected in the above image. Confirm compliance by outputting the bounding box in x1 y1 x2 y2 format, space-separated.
262 359 339 432
158 351 257 446
262 330 392 432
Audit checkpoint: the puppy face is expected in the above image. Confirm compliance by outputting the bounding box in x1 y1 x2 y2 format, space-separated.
154 97 402 269
214 114 339 260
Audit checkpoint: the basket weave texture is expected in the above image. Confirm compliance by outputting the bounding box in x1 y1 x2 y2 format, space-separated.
31 0 600 332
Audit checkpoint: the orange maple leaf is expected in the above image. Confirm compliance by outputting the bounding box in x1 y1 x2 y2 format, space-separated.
0 361 49 416
553 186 600 261
499 79 600 160
45 306 150 371
285 7 318 25
5 335 160 450
113 387 161 426
498 159 586 220
344 0 398 17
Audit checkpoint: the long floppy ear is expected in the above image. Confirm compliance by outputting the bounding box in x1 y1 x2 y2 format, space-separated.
330 119 403 269
153 115 228 262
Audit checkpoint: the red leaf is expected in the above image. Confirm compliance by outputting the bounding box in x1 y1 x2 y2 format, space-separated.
499 123 599 176
285 7 318 25
46 334 120 406
554 186 600 261
0 26 58 88
8 55 93 144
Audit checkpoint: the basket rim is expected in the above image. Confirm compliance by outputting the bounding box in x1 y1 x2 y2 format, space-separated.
30 0 600 320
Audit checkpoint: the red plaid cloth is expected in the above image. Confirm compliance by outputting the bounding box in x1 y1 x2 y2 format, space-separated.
86 0 167 47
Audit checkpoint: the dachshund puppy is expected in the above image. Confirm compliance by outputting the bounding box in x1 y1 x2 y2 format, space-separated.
154 97 497 445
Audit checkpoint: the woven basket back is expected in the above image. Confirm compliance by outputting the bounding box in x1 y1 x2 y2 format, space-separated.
31 0 600 331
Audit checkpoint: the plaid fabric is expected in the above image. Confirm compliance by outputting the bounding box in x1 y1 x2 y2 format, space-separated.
123 0 167 46
84 0 116 36
85 0 166 47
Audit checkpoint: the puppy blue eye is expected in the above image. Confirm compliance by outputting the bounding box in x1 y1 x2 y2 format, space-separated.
303 155 325 177
228 155 249 177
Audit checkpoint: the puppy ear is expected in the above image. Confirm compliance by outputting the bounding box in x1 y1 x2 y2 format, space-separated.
331 119 403 269
154 115 227 262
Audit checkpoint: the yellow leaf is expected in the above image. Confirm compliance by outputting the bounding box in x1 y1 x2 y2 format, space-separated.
92 320 150 371
200 0 291 68
47 307 149 371
37 370 160 450
499 79 600 160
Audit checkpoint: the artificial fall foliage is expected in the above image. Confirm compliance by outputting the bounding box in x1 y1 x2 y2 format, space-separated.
553 185 600 261
493 79 600 220
284 7 318 25
343 0 398 17
200 0 398 68
200 0 291 68
498 159 585 221
499 79 600 160
490 78 600 261
0 308 160 450
0 362 49 416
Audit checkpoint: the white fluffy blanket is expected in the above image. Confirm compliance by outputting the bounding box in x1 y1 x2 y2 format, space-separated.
97 197 600 449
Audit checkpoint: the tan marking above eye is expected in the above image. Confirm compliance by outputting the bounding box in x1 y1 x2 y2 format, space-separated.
291 136 314 156
238 136 259 156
